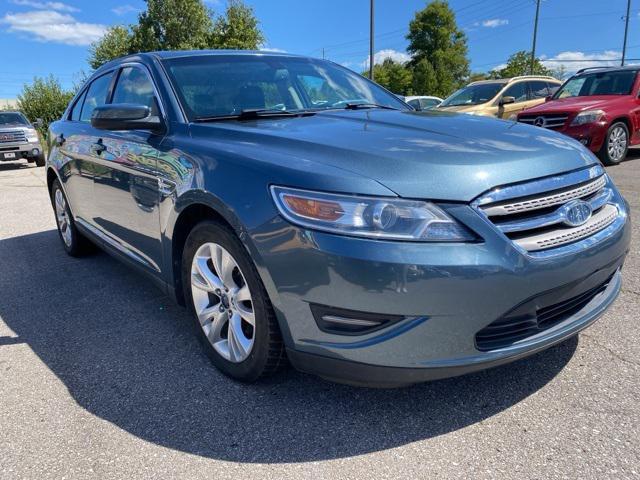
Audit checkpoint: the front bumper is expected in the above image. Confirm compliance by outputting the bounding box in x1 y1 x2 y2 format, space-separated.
0 141 43 161
555 121 607 152
254 187 630 387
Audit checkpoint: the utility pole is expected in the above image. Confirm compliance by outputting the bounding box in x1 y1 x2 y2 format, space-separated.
622 0 631 65
369 0 375 80
530 0 541 75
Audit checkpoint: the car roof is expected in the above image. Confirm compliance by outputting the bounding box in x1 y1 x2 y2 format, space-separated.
469 76 559 86
574 65 640 76
149 49 303 60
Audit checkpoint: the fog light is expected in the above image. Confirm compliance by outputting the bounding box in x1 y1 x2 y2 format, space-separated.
310 304 405 335
31 148 40 155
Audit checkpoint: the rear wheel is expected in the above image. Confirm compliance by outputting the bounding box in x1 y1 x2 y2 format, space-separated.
182 221 286 382
598 122 628 165
35 154 45 167
50 179 92 256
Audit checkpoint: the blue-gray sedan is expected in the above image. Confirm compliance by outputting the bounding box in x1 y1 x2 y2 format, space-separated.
46 51 630 386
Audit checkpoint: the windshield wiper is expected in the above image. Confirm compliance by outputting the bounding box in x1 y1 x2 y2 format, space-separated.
194 109 315 122
342 103 399 111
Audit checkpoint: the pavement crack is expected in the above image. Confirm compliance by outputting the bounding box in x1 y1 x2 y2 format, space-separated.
581 333 640 368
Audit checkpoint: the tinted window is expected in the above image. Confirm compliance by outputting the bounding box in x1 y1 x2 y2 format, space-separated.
70 89 87 121
420 98 440 109
502 82 528 102
0 112 29 126
440 83 503 107
112 66 159 115
555 70 637 98
163 55 407 119
529 81 550 99
80 72 114 122
407 99 421 109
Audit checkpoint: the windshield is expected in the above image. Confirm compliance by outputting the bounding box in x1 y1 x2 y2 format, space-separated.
554 70 638 99
440 83 504 107
0 112 30 127
162 55 408 120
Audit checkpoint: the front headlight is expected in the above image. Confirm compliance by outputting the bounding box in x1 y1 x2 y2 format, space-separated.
270 186 475 242
570 110 605 126
25 128 39 143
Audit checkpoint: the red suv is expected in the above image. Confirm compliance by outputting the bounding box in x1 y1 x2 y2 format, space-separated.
517 66 639 165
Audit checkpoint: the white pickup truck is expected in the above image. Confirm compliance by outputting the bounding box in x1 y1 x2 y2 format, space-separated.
0 111 45 167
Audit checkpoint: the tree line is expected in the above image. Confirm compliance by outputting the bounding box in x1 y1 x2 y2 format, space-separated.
14 0 564 138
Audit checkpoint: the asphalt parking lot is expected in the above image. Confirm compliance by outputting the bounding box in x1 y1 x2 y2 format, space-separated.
0 156 638 480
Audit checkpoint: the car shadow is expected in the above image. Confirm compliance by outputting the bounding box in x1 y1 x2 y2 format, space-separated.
0 230 577 463
0 161 33 172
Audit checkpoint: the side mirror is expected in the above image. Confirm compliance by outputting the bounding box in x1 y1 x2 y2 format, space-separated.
545 95 552 102
33 118 43 128
91 104 164 133
499 96 515 106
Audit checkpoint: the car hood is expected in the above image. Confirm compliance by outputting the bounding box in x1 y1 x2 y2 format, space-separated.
193 109 598 201
521 95 630 115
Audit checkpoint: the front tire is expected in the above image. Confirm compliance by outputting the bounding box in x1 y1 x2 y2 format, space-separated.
598 122 628 165
50 179 92 256
182 221 286 382
35 154 46 167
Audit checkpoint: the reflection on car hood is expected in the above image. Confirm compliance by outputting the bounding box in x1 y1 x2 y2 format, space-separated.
193 109 598 201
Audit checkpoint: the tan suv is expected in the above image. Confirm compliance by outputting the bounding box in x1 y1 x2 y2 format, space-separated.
437 76 562 119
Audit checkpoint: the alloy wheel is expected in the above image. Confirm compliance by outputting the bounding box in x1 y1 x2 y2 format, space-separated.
608 126 627 163
54 189 72 247
190 242 255 363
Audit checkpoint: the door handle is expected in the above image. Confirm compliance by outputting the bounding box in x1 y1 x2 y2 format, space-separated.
91 141 107 155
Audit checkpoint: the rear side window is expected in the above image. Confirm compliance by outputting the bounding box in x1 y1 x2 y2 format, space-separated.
529 81 550 99
80 72 114 122
69 89 87 121
420 98 440 108
407 99 420 109
111 66 159 115
502 82 528 103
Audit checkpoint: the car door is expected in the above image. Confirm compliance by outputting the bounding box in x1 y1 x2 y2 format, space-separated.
497 81 529 119
89 64 166 275
50 73 115 224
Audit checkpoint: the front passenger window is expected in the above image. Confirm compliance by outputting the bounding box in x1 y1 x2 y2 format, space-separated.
502 82 528 103
80 73 114 122
111 66 159 115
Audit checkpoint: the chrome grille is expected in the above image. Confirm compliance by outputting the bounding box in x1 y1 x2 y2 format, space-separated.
518 113 569 129
0 130 26 144
474 165 622 254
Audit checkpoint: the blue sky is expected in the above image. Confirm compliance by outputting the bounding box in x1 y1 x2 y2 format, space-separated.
1 0 639 98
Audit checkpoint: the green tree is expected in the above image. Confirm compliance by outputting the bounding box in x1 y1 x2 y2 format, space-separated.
88 26 132 70
131 0 213 53
406 0 469 97
88 0 264 69
211 0 264 49
367 58 414 95
16 75 74 139
490 50 553 79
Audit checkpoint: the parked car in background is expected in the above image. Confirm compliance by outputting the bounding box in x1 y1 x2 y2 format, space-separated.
518 66 640 165
0 111 45 166
404 95 443 110
47 51 629 387
437 76 562 119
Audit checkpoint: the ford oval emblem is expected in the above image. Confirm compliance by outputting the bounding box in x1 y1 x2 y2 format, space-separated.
562 200 592 227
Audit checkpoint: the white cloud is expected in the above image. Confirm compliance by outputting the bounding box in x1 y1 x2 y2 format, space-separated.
362 49 411 69
9 0 78 12
1 10 106 46
111 4 139 16
481 18 508 28
490 63 508 72
541 50 622 72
